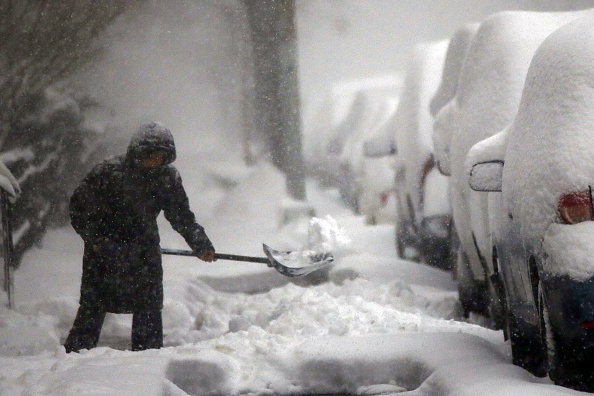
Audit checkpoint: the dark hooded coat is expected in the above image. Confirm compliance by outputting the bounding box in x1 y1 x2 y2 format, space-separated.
70 122 213 313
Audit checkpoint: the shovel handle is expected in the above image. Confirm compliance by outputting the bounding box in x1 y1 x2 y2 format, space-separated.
161 248 269 264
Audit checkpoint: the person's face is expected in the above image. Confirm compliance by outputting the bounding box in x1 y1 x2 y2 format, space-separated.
140 150 166 169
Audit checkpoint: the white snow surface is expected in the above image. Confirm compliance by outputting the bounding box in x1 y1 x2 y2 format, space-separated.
543 222 594 281
0 158 583 395
465 126 509 176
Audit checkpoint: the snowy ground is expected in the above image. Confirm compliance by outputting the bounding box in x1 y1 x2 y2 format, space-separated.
0 157 587 395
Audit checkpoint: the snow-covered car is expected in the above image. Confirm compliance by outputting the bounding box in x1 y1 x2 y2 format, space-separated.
365 40 450 268
433 9 591 324
467 12 594 391
430 23 479 176
302 76 400 193
357 97 399 224
336 92 400 212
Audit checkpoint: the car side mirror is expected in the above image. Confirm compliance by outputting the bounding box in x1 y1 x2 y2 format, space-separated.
469 160 504 192
364 138 396 158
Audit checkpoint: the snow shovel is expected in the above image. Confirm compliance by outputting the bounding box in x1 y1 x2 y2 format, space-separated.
161 244 333 277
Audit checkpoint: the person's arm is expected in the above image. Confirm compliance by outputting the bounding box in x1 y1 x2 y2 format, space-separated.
162 167 215 261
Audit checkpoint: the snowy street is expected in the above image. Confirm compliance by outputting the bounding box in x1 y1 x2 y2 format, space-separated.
4 1 594 395
0 159 583 395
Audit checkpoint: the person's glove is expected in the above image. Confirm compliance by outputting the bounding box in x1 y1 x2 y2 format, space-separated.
199 249 216 262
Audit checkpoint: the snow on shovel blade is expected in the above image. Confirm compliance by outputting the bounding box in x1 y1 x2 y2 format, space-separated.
262 244 333 277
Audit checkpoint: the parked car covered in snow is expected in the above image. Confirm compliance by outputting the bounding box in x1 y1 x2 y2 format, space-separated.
336 91 400 212
303 76 400 196
357 97 399 224
467 12 594 391
430 23 479 176
433 10 591 325
364 40 449 268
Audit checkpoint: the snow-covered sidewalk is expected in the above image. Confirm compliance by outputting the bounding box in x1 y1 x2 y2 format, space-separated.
0 161 584 395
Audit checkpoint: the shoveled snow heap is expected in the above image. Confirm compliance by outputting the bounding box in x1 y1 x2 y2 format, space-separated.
291 215 351 265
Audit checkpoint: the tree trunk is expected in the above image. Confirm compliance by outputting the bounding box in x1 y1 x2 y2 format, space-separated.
244 0 306 200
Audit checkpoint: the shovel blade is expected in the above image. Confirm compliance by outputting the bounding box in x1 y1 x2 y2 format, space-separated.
263 244 334 277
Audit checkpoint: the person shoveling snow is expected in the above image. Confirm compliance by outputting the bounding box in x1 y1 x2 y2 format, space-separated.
64 122 216 353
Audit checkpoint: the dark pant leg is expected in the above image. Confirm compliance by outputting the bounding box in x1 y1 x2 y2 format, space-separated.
64 306 106 353
131 310 163 351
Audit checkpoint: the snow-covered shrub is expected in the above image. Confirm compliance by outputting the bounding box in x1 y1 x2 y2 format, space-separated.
1 89 119 267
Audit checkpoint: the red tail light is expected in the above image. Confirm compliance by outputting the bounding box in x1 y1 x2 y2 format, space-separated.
558 190 594 224
581 321 594 330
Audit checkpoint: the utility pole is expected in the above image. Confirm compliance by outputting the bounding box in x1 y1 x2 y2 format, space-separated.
243 0 306 201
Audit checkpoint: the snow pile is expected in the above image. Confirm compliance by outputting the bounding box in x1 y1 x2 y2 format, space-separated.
213 161 286 223
305 215 351 258
0 308 59 356
543 222 594 281
358 97 399 224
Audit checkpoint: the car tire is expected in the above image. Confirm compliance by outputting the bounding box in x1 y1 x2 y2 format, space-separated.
395 219 420 262
540 282 594 391
422 247 452 271
503 261 547 377
487 250 507 330
455 247 489 317
504 305 546 377
450 227 460 280
395 219 406 259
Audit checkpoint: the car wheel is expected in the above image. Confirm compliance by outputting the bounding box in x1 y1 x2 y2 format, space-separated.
487 250 507 330
539 281 594 391
538 283 554 377
504 305 546 377
497 257 546 377
395 219 406 259
455 247 489 317
395 219 420 262
449 226 460 280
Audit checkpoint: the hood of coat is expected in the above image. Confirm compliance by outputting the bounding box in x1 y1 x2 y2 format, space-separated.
126 122 177 167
